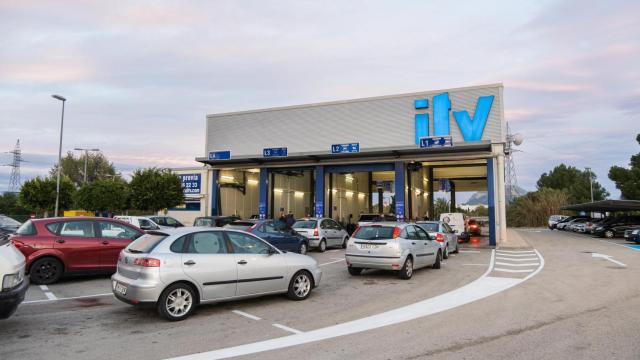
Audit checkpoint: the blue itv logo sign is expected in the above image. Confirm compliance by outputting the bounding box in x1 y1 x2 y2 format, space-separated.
414 93 494 144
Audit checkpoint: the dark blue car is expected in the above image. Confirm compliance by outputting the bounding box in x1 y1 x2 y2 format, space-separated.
225 220 310 255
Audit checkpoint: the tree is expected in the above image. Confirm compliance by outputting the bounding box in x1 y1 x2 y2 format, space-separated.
19 176 75 217
434 198 450 219
0 192 31 221
609 134 640 200
129 168 183 212
50 151 117 188
74 179 130 214
507 188 570 227
537 164 609 203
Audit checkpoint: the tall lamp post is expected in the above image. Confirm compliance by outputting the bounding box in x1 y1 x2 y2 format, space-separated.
52 94 67 217
585 167 594 203
74 148 100 184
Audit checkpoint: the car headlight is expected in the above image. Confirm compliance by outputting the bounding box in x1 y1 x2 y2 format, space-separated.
596 227 603 230
2 271 24 291
633 230 640 235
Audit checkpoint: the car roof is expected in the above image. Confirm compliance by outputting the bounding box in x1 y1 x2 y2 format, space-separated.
359 221 407 227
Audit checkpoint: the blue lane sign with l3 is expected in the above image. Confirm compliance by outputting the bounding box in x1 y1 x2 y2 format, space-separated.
419 136 453 148
209 150 231 160
331 143 360 154
263 147 288 157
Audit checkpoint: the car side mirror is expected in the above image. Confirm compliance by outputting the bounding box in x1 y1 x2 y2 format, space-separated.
268 247 278 256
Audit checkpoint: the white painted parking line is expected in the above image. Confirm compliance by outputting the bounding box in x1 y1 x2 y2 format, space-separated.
272 324 303 334
495 262 540 267
23 293 113 304
494 253 538 257
39 285 49 291
591 253 627 267
495 256 538 262
231 310 262 321
319 259 345 266
496 250 535 254
39 285 58 301
493 268 535 273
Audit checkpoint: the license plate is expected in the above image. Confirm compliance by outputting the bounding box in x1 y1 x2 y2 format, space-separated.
115 283 127 295
361 244 378 249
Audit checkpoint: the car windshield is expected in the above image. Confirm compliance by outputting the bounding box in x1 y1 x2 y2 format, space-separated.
0 215 21 227
293 220 317 229
126 233 168 253
353 226 395 240
224 222 255 231
417 223 439 232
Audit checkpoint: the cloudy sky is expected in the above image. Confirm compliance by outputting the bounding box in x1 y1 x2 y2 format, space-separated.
1 0 638 198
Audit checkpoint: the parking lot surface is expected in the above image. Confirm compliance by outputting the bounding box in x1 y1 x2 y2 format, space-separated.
2 230 639 360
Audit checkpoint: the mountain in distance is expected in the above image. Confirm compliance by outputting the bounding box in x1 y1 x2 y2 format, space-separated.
463 185 528 205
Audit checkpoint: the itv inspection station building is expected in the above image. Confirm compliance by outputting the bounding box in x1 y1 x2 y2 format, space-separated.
169 83 508 246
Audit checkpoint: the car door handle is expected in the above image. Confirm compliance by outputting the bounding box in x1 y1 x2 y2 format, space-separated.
237 260 247 265
56 239 65 244
184 260 196 265
102 240 109 245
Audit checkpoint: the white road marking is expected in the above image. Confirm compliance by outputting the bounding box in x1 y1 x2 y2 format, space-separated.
493 268 535 273
38 285 58 301
23 292 113 304
272 324 303 334
39 285 49 291
495 256 538 262
496 250 535 254
319 259 345 266
231 310 262 321
330 257 344 260
591 253 627 267
458 250 481 253
168 249 546 360
326 250 340 253
495 262 540 267
599 240 630 249
462 264 487 266
494 253 538 257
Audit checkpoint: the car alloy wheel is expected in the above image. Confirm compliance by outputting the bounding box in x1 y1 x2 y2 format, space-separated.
399 257 413 279
319 239 327 252
166 288 193 318
299 242 308 255
288 271 312 300
30 257 63 285
342 237 348 249
605 230 614 239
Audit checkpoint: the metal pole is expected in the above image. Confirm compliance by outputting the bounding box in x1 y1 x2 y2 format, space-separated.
83 149 89 184
54 99 65 217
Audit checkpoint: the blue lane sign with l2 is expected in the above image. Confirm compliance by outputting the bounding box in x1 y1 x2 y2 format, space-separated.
208 150 231 160
419 136 453 148
263 147 288 157
331 143 360 154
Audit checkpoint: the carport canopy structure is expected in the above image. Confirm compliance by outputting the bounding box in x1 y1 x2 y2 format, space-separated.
562 200 640 213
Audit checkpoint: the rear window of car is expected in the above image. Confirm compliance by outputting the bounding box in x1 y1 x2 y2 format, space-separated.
358 215 378 222
126 233 168 253
0 215 21 227
417 223 439 232
194 218 213 227
16 220 36 235
224 222 255 231
353 226 395 240
293 220 317 229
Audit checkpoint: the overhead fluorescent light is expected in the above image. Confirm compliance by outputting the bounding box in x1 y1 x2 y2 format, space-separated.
247 179 258 185
295 191 304 197
220 175 235 182
274 188 283 193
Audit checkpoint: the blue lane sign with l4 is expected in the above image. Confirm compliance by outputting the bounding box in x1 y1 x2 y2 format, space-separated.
419 136 453 148
209 150 231 160
263 147 288 157
331 143 360 154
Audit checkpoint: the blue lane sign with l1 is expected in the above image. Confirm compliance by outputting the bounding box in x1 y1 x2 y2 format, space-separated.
419 136 453 148
331 143 360 154
208 150 231 160
263 147 288 157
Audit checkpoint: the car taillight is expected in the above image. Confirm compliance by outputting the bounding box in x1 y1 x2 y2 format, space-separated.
436 233 445 242
10 239 25 248
313 227 319 237
133 258 161 267
392 227 401 239
248 224 258 232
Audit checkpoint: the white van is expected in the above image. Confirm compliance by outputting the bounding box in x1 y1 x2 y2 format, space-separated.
0 234 28 319
113 216 161 231
439 213 470 241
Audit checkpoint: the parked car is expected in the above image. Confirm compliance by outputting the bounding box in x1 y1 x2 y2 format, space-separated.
10 217 144 284
466 219 482 236
193 216 240 227
556 216 588 231
415 220 458 258
586 218 608 234
148 216 185 229
113 216 162 231
439 212 470 241
111 227 322 321
568 218 589 232
548 215 569 229
0 233 28 319
594 216 640 238
0 215 22 236
224 220 310 254
345 222 442 279
357 213 396 226
292 218 350 252
626 228 640 244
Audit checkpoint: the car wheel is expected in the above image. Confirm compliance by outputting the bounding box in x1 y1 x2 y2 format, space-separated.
318 239 327 253
157 283 196 321
342 236 348 249
398 256 413 280
432 251 442 269
604 230 614 239
287 271 313 300
29 257 63 285
298 242 308 255
347 267 362 276
443 246 449 259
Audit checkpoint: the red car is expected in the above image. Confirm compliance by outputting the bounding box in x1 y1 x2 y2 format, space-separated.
10 217 144 285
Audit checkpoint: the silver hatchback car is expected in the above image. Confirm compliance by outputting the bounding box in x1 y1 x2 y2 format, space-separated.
345 223 442 279
292 218 350 252
112 227 322 321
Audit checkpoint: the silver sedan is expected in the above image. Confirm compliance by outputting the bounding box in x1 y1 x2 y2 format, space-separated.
111 227 322 321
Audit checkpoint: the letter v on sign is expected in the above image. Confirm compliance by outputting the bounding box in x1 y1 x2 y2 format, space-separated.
453 95 494 141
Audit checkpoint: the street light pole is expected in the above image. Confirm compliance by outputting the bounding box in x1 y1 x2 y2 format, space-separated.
52 94 67 217
74 148 101 184
585 167 594 202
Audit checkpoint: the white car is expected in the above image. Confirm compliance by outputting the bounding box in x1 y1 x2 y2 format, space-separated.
439 212 469 241
292 218 350 252
0 234 28 319
548 215 569 229
415 221 459 258
114 216 162 231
